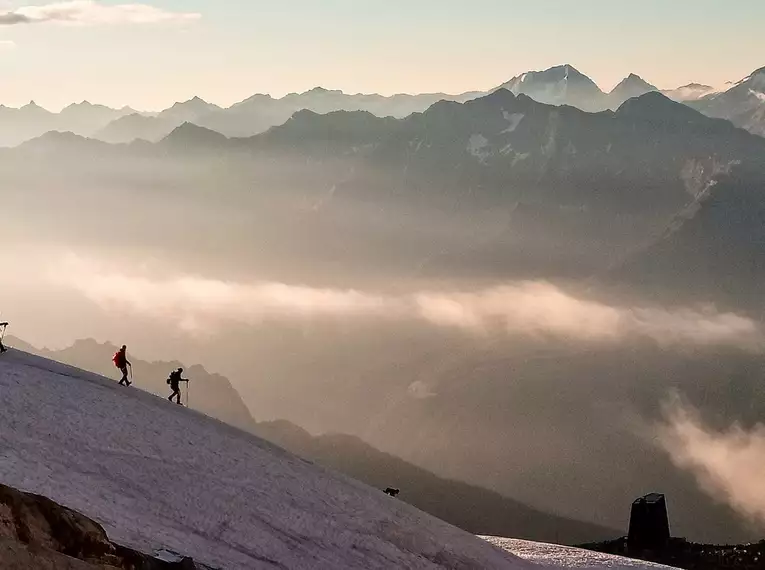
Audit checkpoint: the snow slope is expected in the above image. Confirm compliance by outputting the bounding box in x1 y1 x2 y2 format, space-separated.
0 350 675 570
485 538 673 570
0 350 525 569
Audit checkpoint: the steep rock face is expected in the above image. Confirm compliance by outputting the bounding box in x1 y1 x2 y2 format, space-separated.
0 483 196 569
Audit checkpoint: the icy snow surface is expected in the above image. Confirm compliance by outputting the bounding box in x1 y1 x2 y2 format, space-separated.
0 350 527 569
484 538 675 570
0 351 676 569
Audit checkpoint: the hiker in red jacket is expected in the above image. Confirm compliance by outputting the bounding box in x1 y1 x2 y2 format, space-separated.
113 345 132 386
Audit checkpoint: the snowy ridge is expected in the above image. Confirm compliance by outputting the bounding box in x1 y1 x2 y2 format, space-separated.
0 350 677 569
0 349 529 569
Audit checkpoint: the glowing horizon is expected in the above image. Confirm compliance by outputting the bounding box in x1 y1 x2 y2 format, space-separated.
0 0 763 111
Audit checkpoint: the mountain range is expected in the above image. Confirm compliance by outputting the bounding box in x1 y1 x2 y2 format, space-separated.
2 64 763 148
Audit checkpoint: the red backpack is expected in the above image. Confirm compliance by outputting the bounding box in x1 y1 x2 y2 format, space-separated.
113 351 124 368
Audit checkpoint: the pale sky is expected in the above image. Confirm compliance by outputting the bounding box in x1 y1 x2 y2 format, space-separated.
0 0 763 111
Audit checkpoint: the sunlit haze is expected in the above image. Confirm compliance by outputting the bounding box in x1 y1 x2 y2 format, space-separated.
3 1 765 563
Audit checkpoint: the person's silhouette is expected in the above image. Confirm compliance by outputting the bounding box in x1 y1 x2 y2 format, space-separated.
167 368 189 405
113 345 132 386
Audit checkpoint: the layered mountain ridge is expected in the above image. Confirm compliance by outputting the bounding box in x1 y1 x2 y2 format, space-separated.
4 63 763 148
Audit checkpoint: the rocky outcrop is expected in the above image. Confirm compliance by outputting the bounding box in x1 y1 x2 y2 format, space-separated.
0 483 199 569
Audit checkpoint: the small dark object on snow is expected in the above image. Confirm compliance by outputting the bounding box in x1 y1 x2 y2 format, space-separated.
628 492 670 551
384 488 400 497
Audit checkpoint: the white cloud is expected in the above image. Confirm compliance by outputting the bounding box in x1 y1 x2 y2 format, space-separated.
657 398 765 525
49 254 764 350
414 283 761 349
0 1 200 26
0 39 15 48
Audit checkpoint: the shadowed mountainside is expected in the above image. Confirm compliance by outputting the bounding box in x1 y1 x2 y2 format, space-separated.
254 419 619 545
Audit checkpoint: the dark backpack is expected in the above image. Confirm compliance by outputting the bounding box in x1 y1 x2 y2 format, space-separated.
167 370 180 385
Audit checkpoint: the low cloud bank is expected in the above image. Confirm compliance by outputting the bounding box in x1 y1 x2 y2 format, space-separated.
0 1 200 26
657 398 765 525
50 255 763 350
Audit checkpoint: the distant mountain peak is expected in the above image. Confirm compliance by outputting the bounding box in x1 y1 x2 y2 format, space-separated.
515 64 593 84
175 95 210 107
161 122 229 146
558 63 585 75
165 96 220 112
616 91 713 126
495 64 606 111
612 74 656 90
608 74 658 108
465 88 523 111
732 66 765 89
63 100 107 111
303 87 345 96
680 83 714 90
19 100 51 114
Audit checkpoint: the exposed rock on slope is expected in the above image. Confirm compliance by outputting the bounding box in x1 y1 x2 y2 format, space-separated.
0 483 198 569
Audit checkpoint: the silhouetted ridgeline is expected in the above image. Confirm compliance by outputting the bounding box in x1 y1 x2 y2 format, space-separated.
254 420 618 545
582 537 765 570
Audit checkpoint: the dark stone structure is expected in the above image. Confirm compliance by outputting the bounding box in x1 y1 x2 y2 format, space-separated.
578 493 765 570
628 492 670 551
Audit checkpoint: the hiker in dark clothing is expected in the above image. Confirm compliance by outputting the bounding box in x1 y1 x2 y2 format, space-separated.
0 322 8 353
167 368 189 405
113 345 132 386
